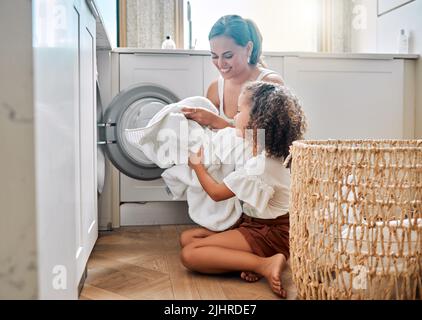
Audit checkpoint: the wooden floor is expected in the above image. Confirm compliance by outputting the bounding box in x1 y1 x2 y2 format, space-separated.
79 225 297 300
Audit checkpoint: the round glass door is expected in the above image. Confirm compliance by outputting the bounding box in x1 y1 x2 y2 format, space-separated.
102 83 179 180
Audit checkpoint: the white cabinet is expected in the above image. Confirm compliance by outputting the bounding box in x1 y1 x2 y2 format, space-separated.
203 55 219 95
33 0 98 299
119 53 204 99
119 52 416 141
263 55 284 78
77 0 98 289
283 57 415 139
201 53 415 140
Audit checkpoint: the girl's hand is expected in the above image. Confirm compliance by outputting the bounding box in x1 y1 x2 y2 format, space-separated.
188 147 204 169
182 107 218 127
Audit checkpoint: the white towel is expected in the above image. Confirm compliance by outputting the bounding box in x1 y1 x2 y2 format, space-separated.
125 96 218 168
125 96 253 231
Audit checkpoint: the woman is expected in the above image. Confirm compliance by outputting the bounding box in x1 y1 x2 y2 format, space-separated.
180 15 285 286
182 15 284 128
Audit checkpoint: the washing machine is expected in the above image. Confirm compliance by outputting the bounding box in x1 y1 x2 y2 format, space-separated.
96 48 215 229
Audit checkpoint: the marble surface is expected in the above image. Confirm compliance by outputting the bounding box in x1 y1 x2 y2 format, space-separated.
0 0 38 299
112 47 420 59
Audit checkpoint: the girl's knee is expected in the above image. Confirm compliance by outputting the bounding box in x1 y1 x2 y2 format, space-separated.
180 245 196 270
179 230 193 248
179 228 211 248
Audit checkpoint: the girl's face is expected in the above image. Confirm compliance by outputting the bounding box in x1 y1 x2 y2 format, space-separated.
209 36 252 80
234 90 251 138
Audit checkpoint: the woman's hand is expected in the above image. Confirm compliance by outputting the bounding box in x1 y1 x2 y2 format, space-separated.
182 107 218 127
182 107 233 129
188 147 204 169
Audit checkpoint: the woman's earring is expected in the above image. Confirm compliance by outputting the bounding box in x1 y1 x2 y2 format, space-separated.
247 56 251 64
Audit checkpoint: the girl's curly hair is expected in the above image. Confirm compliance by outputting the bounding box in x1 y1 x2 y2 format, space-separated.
243 81 307 167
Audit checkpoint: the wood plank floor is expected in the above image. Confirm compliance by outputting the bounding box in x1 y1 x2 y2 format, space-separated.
79 225 297 300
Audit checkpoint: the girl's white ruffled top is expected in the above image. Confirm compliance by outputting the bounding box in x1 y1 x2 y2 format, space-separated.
223 152 291 219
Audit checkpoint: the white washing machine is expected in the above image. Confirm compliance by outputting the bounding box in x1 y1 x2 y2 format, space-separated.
96 48 217 229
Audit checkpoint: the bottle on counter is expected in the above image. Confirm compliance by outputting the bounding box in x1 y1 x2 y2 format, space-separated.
161 35 176 49
398 29 409 54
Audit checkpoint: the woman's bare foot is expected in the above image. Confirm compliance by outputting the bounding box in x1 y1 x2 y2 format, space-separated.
258 254 287 298
240 271 262 282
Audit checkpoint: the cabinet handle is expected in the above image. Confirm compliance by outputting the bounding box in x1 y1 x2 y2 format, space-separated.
97 140 116 145
97 123 116 127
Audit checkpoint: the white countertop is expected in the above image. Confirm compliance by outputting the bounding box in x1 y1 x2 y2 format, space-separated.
112 48 419 60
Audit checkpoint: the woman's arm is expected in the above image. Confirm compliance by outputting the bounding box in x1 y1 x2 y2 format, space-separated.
188 149 235 202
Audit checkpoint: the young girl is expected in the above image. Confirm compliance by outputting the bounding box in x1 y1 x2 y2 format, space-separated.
180 81 307 298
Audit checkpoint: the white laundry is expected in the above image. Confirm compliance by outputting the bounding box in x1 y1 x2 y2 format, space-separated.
163 127 253 231
125 96 219 168
125 96 253 231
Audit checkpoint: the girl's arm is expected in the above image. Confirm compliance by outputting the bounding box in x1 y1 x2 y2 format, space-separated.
188 149 235 202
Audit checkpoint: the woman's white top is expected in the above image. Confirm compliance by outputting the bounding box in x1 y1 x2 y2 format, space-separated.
217 68 276 125
223 152 290 219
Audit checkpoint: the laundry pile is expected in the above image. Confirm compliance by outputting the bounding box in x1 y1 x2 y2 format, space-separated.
125 96 252 231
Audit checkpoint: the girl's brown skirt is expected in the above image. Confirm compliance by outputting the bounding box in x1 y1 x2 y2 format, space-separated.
230 213 290 259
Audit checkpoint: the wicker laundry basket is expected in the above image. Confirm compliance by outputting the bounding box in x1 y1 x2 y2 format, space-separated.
289 140 422 300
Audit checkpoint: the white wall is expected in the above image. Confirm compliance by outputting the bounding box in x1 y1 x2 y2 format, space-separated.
184 0 319 52
377 0 421 54
0 0 38 299
352 0 421 138
377 0 422 138
350 0 378 53
94 0 117 48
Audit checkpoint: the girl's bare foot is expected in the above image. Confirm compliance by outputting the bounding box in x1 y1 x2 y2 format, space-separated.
240 271 262 282
258 254 287 298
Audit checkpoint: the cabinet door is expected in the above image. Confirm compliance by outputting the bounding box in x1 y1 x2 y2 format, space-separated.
263 55 284 79
76 0 98 286
120 53 203 98
203 55 219 95
283 57 406 139
34 0 82 299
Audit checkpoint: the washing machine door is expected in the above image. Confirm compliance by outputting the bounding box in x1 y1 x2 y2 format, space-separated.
100 83 179 180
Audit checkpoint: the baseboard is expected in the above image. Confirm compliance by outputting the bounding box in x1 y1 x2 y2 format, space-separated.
120 201 195 226
77 266 88 297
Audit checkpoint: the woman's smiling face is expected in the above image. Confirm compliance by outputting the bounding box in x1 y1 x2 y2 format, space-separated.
210 35 252 79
